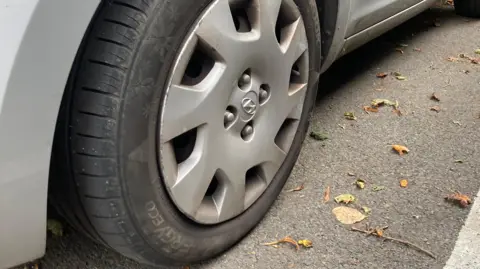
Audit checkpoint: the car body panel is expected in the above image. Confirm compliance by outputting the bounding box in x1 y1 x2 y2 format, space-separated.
0 0 99 268
345 0 422 37
320 0 437 73
0 0 437 268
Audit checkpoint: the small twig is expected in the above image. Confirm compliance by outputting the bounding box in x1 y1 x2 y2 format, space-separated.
351 226 436 259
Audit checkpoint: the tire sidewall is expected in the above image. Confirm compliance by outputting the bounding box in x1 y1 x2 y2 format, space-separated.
119 0 321 263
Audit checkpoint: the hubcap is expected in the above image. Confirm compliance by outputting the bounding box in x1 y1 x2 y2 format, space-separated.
159 0 309 224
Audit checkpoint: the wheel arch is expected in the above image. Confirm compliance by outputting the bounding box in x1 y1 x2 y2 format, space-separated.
315 0 339 65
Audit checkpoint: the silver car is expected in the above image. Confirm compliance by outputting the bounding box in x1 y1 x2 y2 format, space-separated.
1 0 478 268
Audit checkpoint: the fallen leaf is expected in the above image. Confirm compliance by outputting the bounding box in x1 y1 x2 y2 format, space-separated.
395 75 407 81
286 183 304 192
430 93 440 102
363 106 379 113
445 191 472 208
471 58 479 64
344 112 357 120
334 194 356 204
376 72 388 78
400 179 408 188
414 47 422 52
454 160 464 163
263 236 300 250
323 186 331 203
24 262 40 269
430 106 441 112
375 228 384 237
347 172 356 176
392 144 409 155
298 239 313 248
393 108 403 116
371 99 399 109
309 131 328 141
362 206 372 214
372 185 386 192
395 48 404 54
356 179 366 189
475 49 480 55
47 219 64 237
447 56 459 62
332 206 366 225
445 0 454 5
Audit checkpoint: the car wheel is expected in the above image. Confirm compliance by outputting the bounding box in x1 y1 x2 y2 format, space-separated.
50 0 321 266
454 0 480 17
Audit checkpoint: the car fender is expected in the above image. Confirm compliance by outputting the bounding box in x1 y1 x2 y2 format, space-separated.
0 0 99 268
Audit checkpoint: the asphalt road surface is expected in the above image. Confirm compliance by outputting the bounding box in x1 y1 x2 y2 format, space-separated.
21 5 480 269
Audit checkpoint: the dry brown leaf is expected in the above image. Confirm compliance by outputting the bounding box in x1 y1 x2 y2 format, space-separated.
445 191 472 208
393 108 403 116
376 72 388 78
430 93 440 102
363 106 379 113
323 186 331 203
392 144 409 155
286 183 304 192
447 56 459 62
400 179 408 188
263 236 300 250
430 106 441 112
298 239 313 248
471 58 480 64
332 206 366 225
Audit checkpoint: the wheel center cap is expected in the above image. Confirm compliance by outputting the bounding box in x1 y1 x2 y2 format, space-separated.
241 97 257 115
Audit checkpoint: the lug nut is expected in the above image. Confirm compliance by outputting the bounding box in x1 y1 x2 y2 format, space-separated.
224 111 235 123
238 73 251 87
259 88 268 102
241 125 253 137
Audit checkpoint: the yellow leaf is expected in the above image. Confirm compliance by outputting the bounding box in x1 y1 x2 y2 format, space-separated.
371 99 399 109
362 206 372 214
47 219 64 237
392 144 409 155
332 206 366 225
344 112 357 120
475 49 480 55
400 179 408 188
334 194 356 204
298 239 313 248
356 179 366 189
263 236 300 250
